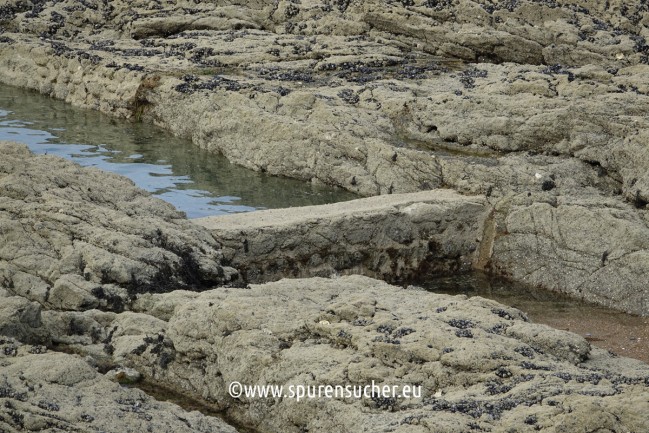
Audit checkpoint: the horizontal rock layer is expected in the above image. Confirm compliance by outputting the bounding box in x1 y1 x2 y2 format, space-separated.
195 190 488 283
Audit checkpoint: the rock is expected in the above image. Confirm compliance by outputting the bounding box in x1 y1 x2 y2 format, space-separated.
131 290 201 321
505 321 591 365
106 275 649 433
0 141 238 312
1 0 649 204
2 0 649 208
195 190 488 283
0 338 238 433
0 296 49 345
489 194 649 315
40 309 115 346
106 367 142 384
2 2 649 431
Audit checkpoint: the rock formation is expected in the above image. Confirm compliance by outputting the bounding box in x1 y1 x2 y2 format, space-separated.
0 338 238 433
195 190 488 283
1 0 648 313
1 1 649 431
0 141 238 312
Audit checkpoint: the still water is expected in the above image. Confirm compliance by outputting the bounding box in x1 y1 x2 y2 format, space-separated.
0 84 357 218
423 272 649 363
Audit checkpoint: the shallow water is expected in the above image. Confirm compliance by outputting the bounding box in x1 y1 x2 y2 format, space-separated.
0 84 357 218
423 272 649 363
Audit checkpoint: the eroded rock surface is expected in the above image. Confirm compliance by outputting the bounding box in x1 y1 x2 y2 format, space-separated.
1 3 649 431
491 194 649 314
1 0 649 313
2 272 649 432
101 276 649 433
0 141 237 312
0 338 238 433
1 0 649 199
0 143 649 432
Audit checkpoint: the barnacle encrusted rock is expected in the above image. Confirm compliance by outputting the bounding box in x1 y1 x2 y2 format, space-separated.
107 276 649 433
0 141 237 311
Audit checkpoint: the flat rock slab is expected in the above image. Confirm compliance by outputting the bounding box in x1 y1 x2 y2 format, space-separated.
111 275 649 433
0 338 238 433
0 141 237 312
194 190 488 283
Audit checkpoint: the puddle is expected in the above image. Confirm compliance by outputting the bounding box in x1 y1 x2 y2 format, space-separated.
0 84 357 218
422 272 649 363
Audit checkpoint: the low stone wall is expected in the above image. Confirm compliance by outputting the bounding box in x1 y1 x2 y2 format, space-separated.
194 190 488 284
196 189 649 316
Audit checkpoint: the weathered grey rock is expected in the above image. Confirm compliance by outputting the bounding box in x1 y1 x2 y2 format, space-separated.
0 339 238 433
131 290 201 321
106 366 142 384
0 297 49 345
2 0 649 203
0 141 237 312
103 276 649 433
3 0 649 312
1 4 648 432
489 193 649 315
195 190 488 283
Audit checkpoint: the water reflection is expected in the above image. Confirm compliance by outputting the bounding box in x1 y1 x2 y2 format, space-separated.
0 85 357 218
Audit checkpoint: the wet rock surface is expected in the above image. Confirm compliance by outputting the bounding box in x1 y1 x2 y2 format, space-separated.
0 141 237 312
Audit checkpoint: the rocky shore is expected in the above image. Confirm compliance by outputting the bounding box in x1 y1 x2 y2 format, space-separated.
1 0 649 431
1 141 648 432
1 0 649 315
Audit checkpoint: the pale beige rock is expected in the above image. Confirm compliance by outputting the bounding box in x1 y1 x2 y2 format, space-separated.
1 0 648 316
107 275 649 433
490 194 649 315
2 0 649 203
2 2 649 431
0 339 238 433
